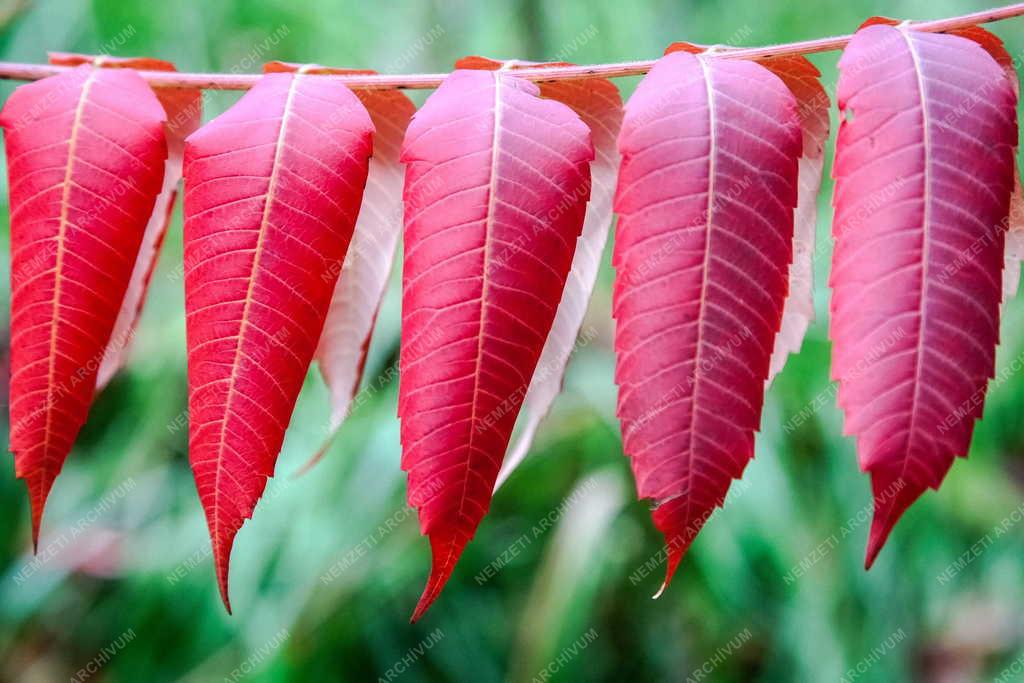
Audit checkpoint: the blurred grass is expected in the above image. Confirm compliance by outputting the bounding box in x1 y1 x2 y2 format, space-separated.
0 0 1023 681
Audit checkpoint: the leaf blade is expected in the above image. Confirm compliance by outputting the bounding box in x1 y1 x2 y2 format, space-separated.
183 72 373 609
455 57 624 488
830 25 1017 566
613 51 801 591
399 69 593 620
2 65 168 543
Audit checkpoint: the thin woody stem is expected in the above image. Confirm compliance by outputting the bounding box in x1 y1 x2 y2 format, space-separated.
0 3 1022 90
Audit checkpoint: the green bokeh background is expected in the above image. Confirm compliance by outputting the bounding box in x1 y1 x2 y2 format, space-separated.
1 1 1024 681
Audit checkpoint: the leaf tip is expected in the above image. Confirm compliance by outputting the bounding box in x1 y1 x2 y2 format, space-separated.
31 521 40 556
410 531 468 622
864 469 921 570
210 530 237 615
290 429 338 479
221 590 234 616
23 470 56 551
216 568 234 615
410 574 444 623
655 545 683 598
647 498 696 598
864 505 898 570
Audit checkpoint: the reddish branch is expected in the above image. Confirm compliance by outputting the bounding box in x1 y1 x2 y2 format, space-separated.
0 3 1022 90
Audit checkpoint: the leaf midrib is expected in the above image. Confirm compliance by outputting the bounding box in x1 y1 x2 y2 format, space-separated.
210 74 301 572
41 69 97 466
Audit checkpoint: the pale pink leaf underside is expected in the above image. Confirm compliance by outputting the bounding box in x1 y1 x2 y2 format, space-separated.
830 25 1017 566
613 50 801 593
454 57 624 489
399 69 593 620
762 56 829 381
315 87 413 431
258 63 419 476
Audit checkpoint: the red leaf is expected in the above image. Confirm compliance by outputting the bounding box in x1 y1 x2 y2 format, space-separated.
399 69 593 620
2 65 168 545
183 70 373 610
48 53 203 389
455 57 624 488
613 51 801 593
830 25 1017 567
260 64 416 473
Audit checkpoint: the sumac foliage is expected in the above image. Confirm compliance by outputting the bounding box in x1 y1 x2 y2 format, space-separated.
831 22 1018 566
182 70 372 609
397 68 593 620
47 53 203 390
454 57 624 488
259 64 419 474
2 63 168 544
2 12 1022 618
613 49 802 591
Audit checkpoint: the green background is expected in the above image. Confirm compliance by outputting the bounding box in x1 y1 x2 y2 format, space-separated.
1 0 1024 681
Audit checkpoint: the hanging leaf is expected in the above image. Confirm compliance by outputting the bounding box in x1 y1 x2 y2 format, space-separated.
48 53 203 390
399 68 593 620
613 50 801 593
454 56 623 488
261 63 416 475
183 69 373 610
2 64 168 544
830 23 1017 566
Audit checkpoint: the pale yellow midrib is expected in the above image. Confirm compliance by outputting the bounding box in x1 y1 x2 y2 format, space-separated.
683 57 718 492
40 70 96 464
442 72 504 573
901 28 933 468
210 75 300 556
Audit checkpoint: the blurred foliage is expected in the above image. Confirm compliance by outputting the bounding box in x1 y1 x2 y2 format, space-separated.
1 0 1024 681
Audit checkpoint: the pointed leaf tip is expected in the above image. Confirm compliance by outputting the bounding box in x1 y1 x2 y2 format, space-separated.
212 532 235 614
23 470 55 552
651 547 681 600
863 471 920 570
291 430 339 479
410 533 468 622
649 497 703 597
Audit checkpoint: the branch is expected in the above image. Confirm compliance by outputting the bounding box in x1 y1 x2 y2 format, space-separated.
0 3 1022 90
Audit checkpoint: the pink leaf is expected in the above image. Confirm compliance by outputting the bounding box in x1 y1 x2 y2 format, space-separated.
183 70 373 610
259 64 415 475
613 50 801 593
665 44 830 382
830 24 1017 567
2 65 167 544
399 69 593 620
